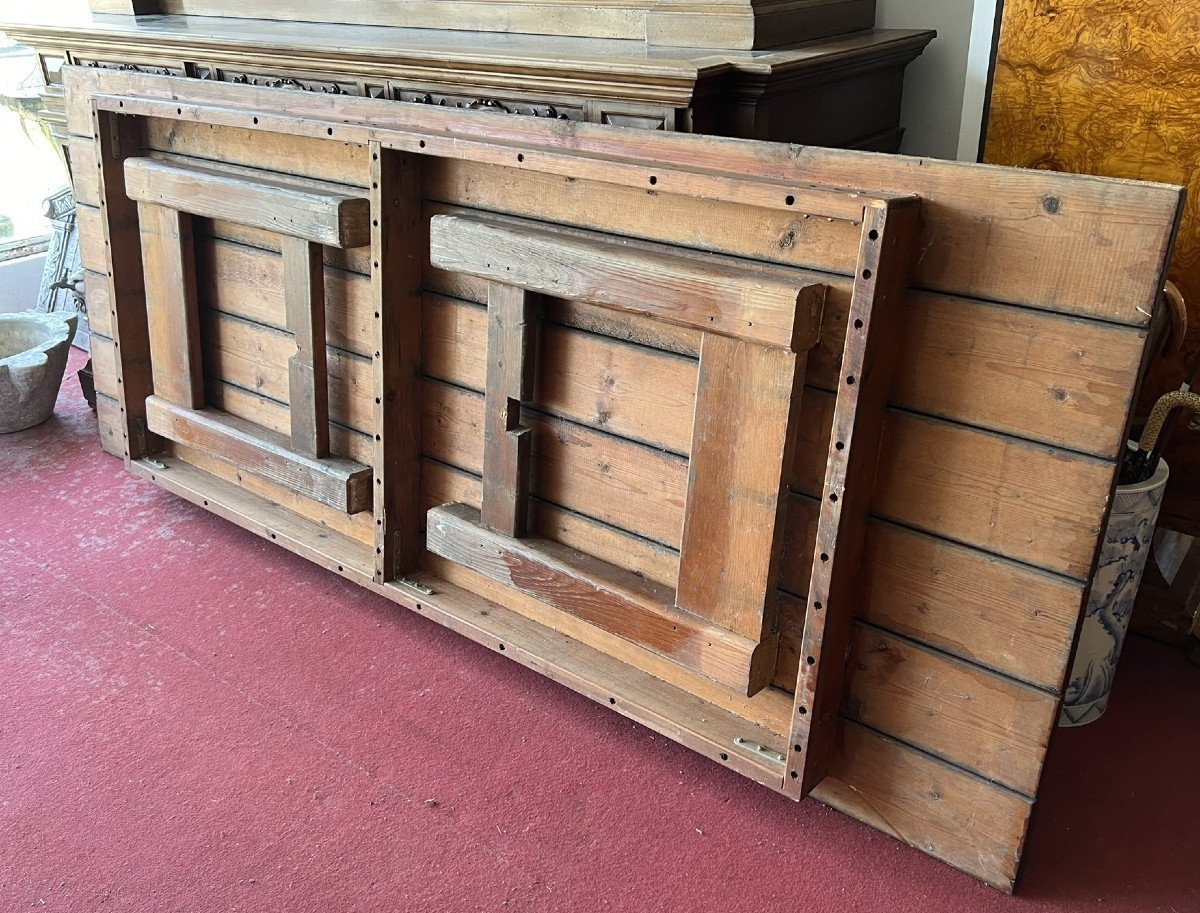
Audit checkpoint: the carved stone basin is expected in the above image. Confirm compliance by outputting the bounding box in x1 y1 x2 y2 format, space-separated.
0 311 78 433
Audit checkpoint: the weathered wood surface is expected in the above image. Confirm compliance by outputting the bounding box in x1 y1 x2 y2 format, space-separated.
145 395 373 513
480 283 538 537
124 156 370 248
675 333 803 641
137 201 203 408
90 107 155 463
429 213 828 351
281 235 330 458
370 143 426 581
428 503 777 695
67 68 1186 892
63 70 1181 325
788 199 920 796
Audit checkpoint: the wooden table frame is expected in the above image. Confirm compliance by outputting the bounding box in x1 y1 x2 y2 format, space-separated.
67 67 1189 891
86 81 919 796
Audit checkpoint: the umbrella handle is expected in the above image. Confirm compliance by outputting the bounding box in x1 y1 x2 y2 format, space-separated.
1138 389 1200 453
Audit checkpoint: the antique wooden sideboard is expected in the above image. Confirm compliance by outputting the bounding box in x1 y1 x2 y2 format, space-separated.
2 6 934 155
2 1 1186 896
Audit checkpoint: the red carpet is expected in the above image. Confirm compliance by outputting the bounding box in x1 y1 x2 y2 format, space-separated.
2 350 1198 912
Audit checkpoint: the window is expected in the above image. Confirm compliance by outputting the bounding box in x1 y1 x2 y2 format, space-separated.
0 37 68 261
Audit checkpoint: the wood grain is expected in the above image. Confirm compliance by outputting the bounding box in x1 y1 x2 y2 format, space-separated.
676 333 803 640
429 213 827 352
138 201 203 408
428 503 777 694
481 283 538 537
985 0 1199 531
145 396 372 513
281 235 330 458
124 156 371 248
371 144 425 580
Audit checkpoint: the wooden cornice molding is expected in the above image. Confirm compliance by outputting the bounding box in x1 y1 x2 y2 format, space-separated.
0 13 932 110
2 21 723 107
88 0 876 50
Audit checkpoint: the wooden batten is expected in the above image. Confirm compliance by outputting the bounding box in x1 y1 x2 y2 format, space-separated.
370 143 425 581
480 282 539 537
281 235 331 457
138 201 203 408
787 199 920 795
123 157 371 248
145 396 373 513
427 503 779 695
675 333 804 641
429 213 828 352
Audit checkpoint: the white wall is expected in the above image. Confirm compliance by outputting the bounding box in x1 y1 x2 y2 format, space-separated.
876 0 999 161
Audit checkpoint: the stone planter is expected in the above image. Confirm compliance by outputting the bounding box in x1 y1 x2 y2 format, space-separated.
0 310 78 433
1060 452 1170 726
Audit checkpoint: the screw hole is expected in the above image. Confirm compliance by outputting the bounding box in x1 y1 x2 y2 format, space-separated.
868 229 878 241
785 195 795 206
419 140 426 148
327 127 334 135
798 706 808 716
806 656 815 666
253 117 258 125
648 175 657 185
499 644 505 651
609 697 617 705
835 441 844 451
829 493 838 502
813 601 823 610
203 499 208 506
270 533 277 540
790 771 799 780
373 152 379 161
176 107 182 114
853 318 863 329
720 753 729 761
337 565 343 572
517 153 525 162
820 553 829 562
862 269 872 280
794 744 803 752
846 375 856 386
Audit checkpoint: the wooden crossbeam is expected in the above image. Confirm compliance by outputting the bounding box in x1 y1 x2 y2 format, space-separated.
123 157 370 248
675 333 806 644
145 396 372 514
137 200 203 409
481 283 539 537
428 503 778 694
281 235 329 458
429 214 826 352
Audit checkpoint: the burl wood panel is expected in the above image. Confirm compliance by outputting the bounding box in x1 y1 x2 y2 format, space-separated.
985 0 1198 534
